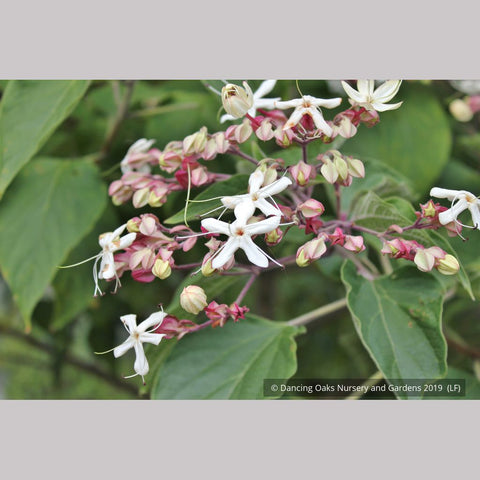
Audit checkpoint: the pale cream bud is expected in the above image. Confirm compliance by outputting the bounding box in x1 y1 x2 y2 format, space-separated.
180 285 208 315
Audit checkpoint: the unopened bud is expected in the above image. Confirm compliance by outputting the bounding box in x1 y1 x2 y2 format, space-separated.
126 217 141 233
334 155 349 180
180 285 208 315
320 159 338 184
298 199 325 218
436 254 460 275
449 98 473 122
296 238 327 267
265 227 283 246
234 118 253 143
290 160 314 186
343 235 365 253
201 257 216 277
414 248 436 272
256 118 274 141
132 187 150 208
152 259 172 279
346 157 365 178
222 82 254 118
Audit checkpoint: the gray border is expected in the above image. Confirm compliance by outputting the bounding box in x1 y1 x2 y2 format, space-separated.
1 0 480 477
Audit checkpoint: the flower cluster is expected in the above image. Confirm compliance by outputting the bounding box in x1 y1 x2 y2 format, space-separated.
64 78 478 385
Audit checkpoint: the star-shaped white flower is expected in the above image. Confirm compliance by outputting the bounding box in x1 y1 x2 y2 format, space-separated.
120 138 156 174
201 201 282 269
221 169 292 217
430 187 480 229
94 224 137 296
220 80 280 123
341 80 403 112
113 312 167 383
274 95 342 136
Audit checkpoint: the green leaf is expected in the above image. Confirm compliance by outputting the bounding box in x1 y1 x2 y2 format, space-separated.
164 174 250 225
0 80 90 197
152 314 302 399
0 158 107 329
343 83 452 193
341 261 447 399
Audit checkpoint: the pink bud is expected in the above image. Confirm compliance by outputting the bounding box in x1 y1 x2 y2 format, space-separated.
343 235 365 253
296 237 327 267
265 227 283 246
255 118 275 141
289 160 314 186
298 199 325 218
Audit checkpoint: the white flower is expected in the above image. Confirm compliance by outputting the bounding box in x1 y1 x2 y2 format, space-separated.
94 224 136 296
220 80 280 123
341 80 403 112
221 169 292 217
113 312 167 383
274 95 342 136
120 138 156 174
201 201 282 269
430 187 480 229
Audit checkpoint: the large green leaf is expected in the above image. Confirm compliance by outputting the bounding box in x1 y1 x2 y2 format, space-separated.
341 261 447 399
343 83 452 193
152 314 302 399
0 80 90 197
0 158 106 329
165 174 249 225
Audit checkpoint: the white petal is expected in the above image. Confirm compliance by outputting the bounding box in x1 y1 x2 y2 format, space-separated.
212 237 240 269
371 101 403 112
274 98 303 110
373 80 402 103
239 237 269 268
259 176 292 197
430 187 463 201
133 342 149 376
468 202 480 229
110 224 128 240
233 200 256 224
341 81 365 103
118 232 137 249
254 80 277 99
220 113 235 123
438 198 469 225
310 96 342 109
357 80 374 97
201 218 231 236
244 216 281 236
120 314 138 333
137 311 167 333
99 252 115 279
248 170 265 193
113 337 135 358
255 198 282 217
139 332 165 346
255 98 281 110
221 195 244 209
283 108 305 130
310 108 333 136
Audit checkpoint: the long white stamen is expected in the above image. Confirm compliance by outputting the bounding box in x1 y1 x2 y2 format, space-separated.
58 252 103 269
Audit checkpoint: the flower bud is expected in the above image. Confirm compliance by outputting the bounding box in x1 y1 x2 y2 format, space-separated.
343 235 365 253
336 115 357 138
296 238 327 267
132 187 151 208
255 118 274 141
221 82 254 119
126 217 141 233
183 127 208 155
148 186 168 207
201 256 216 277
436 254 460 275
152 258 172 279
320 159 338 184
180 285 208 315
346 157 365 178
214 132 230 154
334 155 349 181
202 138 218 160
290 160 314 186
449 98 473 122
234 118 253 143
414 248 437 272
265 227 283 246
298 199 325 218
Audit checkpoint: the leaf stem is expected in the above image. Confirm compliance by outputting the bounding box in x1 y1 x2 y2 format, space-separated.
345 371 384 400
287 298 348 327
